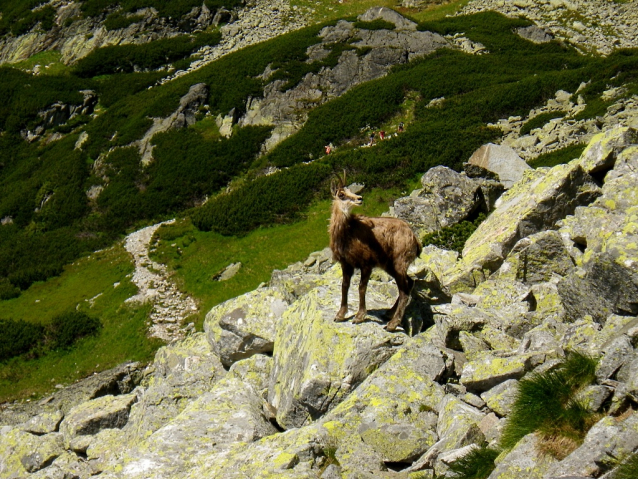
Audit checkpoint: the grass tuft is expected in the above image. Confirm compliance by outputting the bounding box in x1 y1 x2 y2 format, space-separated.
615 452 638 479
500 351 599 455
447 445 500 479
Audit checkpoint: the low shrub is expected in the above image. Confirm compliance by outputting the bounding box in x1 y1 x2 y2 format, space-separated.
519 111 567 136
104 12 144 31
0 278 20 300
500 351 599 458
447 445 500 479
0 318 43 362
10 5 56 36
421 213 486 252
73 31 221 77
45 311 102 350
529 143 586 169
353 19 396 30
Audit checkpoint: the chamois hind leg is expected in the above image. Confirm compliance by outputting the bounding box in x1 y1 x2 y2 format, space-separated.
385 275 414 332
353 266 372 324
335 262 354 322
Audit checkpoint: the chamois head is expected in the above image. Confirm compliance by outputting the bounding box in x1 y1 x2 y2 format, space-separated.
330 173 362 216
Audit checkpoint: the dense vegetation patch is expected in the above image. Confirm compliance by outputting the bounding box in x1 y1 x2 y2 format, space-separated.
80 0 242 19
73 31 221 77
0 312 101 362
447 445 499 479
529 143 586 169
500 351 599 458
421 213 486 252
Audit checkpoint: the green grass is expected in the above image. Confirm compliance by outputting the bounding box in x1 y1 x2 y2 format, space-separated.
529 143 586 169
8 50 69 76
500 351 599 458
615 452 638 479
0 244 161 402
519 111 567 136
447 445 500 479
151 186 407 330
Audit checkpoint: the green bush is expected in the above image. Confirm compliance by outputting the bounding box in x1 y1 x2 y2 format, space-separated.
529 143 586 169
10 5 56 36
519 111 567 136
0 278 20 300
73 31 221 77
447 445 500 479
422 213 486 252
0 318 44 362
104 12 144 30
500 351 599 456
353 19 396 30
46 311 102 350
81 0 242 19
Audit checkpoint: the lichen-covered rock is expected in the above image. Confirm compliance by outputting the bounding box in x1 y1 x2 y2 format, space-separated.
577 127 638 175
60 393 136 447
436 395 485 451
205 287 289 368
432 303 490 350
543 413 638 478
118 377 278 478
481 379 518 417
86 428 126 474
357 6 417 30
125 333 225 441
493 230 576 285
0 428 64 476
228 354 273 396
20 409 64 435
574 385 612 413
318 335 447 475
268 280 407 429
28 450 94 479
487 433 557 479
393 166 501 238
467 143 531 189
443 162 600 294
460 352 531 392
595 335 634 381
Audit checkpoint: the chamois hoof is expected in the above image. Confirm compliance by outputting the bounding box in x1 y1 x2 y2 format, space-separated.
353 313 366 324
334 315 348 323
384 318 401 332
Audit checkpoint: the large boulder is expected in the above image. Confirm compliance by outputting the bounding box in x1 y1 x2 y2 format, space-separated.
393 166 502 238
357 6 417 30
118 378 278 479
467 143 532 189
205 287 289 368
442 161 601 294
124 333 226 441
268 279 407 429
0 428 64 476
487 433 557 479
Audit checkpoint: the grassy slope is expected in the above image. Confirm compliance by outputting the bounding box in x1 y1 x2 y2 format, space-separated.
151 186 410 330
0 245 159 401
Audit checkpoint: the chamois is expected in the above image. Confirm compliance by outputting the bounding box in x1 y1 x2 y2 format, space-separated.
329 174 422 332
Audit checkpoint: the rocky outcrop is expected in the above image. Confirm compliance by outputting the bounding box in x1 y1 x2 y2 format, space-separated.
2 118 638 479
235 12 450 150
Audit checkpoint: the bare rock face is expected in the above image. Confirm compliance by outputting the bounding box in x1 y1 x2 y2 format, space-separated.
357 6 418 31
393 166 503 238
467 143 531 189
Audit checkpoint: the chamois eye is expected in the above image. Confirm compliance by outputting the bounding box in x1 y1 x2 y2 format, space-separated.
338 192 345 199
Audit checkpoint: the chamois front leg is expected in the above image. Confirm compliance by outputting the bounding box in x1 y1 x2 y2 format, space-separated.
335 262 354 322
353 267 372 324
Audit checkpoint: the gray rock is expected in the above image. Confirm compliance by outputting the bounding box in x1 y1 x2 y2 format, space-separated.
59 393 137 446
443 161 601 294
487 433 557 478
460 352 530 393
543 413 638 477
516 25 554 43
481 379 519 417
205 288 289 368
393 166 502 237
228 353 272 395
268 279 407 429
357 6 417 30
578 127 638 175
467 143 532 188
596 335 634 381
20 409 64 435
124 333 226 441
574 385 612 412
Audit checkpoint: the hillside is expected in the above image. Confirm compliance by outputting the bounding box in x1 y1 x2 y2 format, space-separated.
1 0 638 476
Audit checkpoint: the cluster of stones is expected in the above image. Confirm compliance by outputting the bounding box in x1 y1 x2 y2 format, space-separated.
492 88 638 163
460 0 638 56
123 220 197 343
157 0 310 85
2 123 637 478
